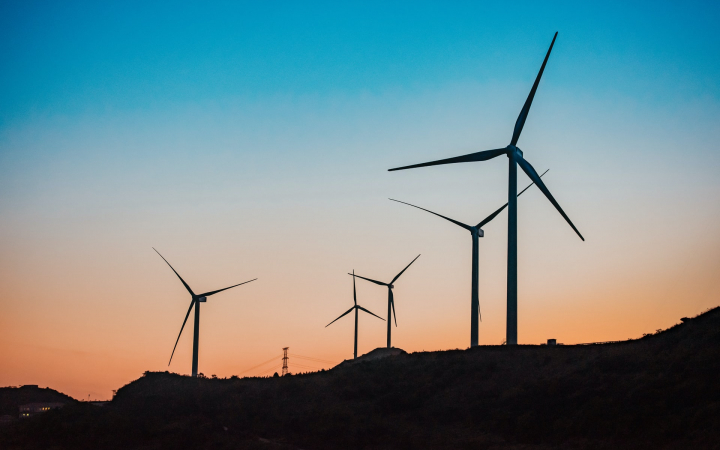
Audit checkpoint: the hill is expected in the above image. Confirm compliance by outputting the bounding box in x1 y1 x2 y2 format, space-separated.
335 346 407 368
1 307 719 449
0 385 77 417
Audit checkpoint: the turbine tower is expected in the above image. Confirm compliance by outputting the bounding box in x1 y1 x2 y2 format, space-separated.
351 255 420 348
389 32 583 345
154 248 257 377
326 270 385 359
390 170 546 347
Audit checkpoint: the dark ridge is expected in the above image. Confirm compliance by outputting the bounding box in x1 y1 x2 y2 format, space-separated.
0 386 77 417
335 346 407 368
1 306 719 449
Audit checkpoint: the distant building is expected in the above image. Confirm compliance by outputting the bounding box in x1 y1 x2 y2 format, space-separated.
547 339 557 346
19 402 64 418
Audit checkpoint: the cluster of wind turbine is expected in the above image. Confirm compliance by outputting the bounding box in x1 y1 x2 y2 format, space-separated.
349 255 420 348
154 248 257 377
154 33 582 373
390 170 547 347
389 32 583 345
326 270 385 359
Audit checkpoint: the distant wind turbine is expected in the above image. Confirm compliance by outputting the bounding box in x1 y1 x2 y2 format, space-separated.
326 270 385 359
390 170 547 347
154 248 257 377
350 255 420 348
388 32 584 345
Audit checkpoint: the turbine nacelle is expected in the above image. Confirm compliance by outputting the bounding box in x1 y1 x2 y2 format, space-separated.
196 296 207 303
506 145 523 158
470 226 485 238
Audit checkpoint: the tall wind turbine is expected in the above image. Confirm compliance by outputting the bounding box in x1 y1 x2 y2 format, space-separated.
326 270 385 359
388 32 584 345
350 255 420 348
390 170 547 348
154 248 257 377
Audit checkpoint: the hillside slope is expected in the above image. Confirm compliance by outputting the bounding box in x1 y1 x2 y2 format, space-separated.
2 307 719 449
0 385 77 416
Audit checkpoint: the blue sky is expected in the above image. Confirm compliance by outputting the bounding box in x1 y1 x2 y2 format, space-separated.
1 1 719 397
2 1 718 120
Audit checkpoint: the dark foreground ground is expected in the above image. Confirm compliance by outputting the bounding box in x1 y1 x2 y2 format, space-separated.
2 307 719 449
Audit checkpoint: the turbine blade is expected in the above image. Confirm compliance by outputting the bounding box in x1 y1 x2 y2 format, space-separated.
516 156 584 240
391 254 421 284
511 32 558 146
349 273 388 287
154 248 195 297
388 148 507 172
168 299 195 366
390 292 397 327
518 168 548 196
325 306 356 328
390 199 472 231
476 169 548 228
199 278 257 297
352 270 357 306
357 305 385 321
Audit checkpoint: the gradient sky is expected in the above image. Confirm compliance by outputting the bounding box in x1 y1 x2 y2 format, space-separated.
1 1 719 400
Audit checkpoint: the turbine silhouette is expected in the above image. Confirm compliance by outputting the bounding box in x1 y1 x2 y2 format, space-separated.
389 32 583 345
154 248 257 377
326 270 385 359
350 255 420 348
390 170 546 347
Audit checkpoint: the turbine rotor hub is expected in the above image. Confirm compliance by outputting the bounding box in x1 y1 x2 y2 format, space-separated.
506 145 523 158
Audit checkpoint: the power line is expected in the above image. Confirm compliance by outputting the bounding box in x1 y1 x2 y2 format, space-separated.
297 361 329 368
292 362 325 370
290 354 337 363
240 351 336 378
288 354 339 365
238 354 283 375
257 365 282 377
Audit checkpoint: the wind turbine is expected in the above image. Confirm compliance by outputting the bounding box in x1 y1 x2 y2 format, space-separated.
390 170 547 348
350 255 420 348
154 248 257 377
388 32 584 345
326 270 385 359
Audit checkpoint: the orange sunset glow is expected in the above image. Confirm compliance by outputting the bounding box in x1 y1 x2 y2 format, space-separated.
1 2 719 406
